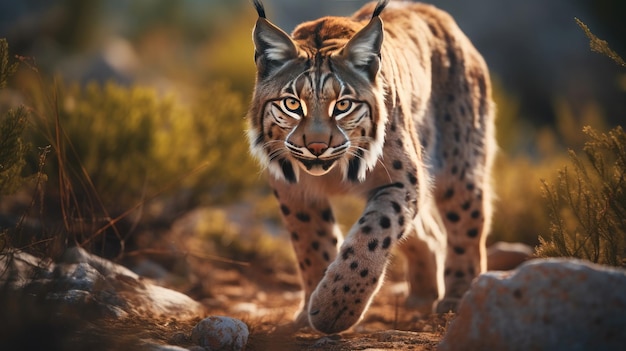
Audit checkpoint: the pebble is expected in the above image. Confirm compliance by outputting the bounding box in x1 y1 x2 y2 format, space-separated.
191 316 249 351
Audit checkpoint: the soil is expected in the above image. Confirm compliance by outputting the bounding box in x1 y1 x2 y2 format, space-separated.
111 255 448 351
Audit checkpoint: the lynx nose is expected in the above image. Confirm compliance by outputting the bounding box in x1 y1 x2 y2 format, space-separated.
307 142 328 156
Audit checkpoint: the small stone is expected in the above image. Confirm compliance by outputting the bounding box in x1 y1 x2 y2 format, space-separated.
191 316 249 351
147 344 189 351
486 241 533 271
439 258 626 351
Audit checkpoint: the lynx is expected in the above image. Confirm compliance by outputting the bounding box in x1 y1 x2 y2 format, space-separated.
246 0 495 334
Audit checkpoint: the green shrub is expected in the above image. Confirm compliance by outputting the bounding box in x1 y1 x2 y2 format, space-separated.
24 79 260 211
0 39 30 196
537 126 626 266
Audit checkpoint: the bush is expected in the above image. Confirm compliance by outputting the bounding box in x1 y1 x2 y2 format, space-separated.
23 78 260 212
0 39 30 196
537 126 626 266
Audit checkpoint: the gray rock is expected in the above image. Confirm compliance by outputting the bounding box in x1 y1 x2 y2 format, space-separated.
53 262 105 291
1 247 203 320
62 246 138 279
191 316 249 351
146 344 190 351
0 250 53 287
439 258 626 351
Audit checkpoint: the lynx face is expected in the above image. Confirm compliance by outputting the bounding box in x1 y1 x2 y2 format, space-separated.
247 9 387 183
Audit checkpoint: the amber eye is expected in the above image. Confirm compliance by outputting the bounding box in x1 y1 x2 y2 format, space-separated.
334 99 352 114
283 98 301 113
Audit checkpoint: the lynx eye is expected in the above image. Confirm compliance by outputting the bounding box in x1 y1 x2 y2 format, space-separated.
283 98 302 113
334 99 352 113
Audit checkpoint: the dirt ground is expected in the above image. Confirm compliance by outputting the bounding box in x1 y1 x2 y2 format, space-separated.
134 256 449 351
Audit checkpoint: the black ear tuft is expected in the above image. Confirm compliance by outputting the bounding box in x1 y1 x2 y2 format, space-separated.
372 0 389 18
253 0 266 18
253 15 298 78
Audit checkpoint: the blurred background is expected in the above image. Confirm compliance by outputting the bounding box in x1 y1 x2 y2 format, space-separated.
0 0 625 266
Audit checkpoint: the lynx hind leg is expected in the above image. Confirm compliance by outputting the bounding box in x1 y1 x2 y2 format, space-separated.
433 113 494 313
436 174 491 313
398 205 446 315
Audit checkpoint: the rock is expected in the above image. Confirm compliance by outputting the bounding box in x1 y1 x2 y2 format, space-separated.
1 247 203 320
147 344 190 351
62 246 139 279
487 241 533 271
0 250 53 287
191 316 249 351
439 258 626 351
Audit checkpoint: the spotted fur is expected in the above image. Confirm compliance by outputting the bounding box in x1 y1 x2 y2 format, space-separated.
247 0 496 334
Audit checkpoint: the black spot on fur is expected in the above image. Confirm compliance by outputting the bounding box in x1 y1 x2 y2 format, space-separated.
446 212 460 223
461 201 471 211
444 268 451 276
291 232 299 241
323 251 330 261
471 210 481 219
397 231 404 239
392 160 402 169
382 236 391 249
391 201 401 213
398 216 405 226
454 246 465 254
279 158 297 183
343 285 350 293
296 212 311 222
360 269 369 277
312 241 320 250
467 228 479 238
280 204 291 216
466 183 475 191
304 258 311 267
407 172 418 185
350 261 358 270
347 149 364 182
342 247 355 260
379 216 391 229
368 239 378 251
455 270 465 278
321 208 334 222
444 188 454 199
361 225 372 234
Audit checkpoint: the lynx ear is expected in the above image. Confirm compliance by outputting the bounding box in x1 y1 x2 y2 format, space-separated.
252 1 298 78
341 16 384 82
